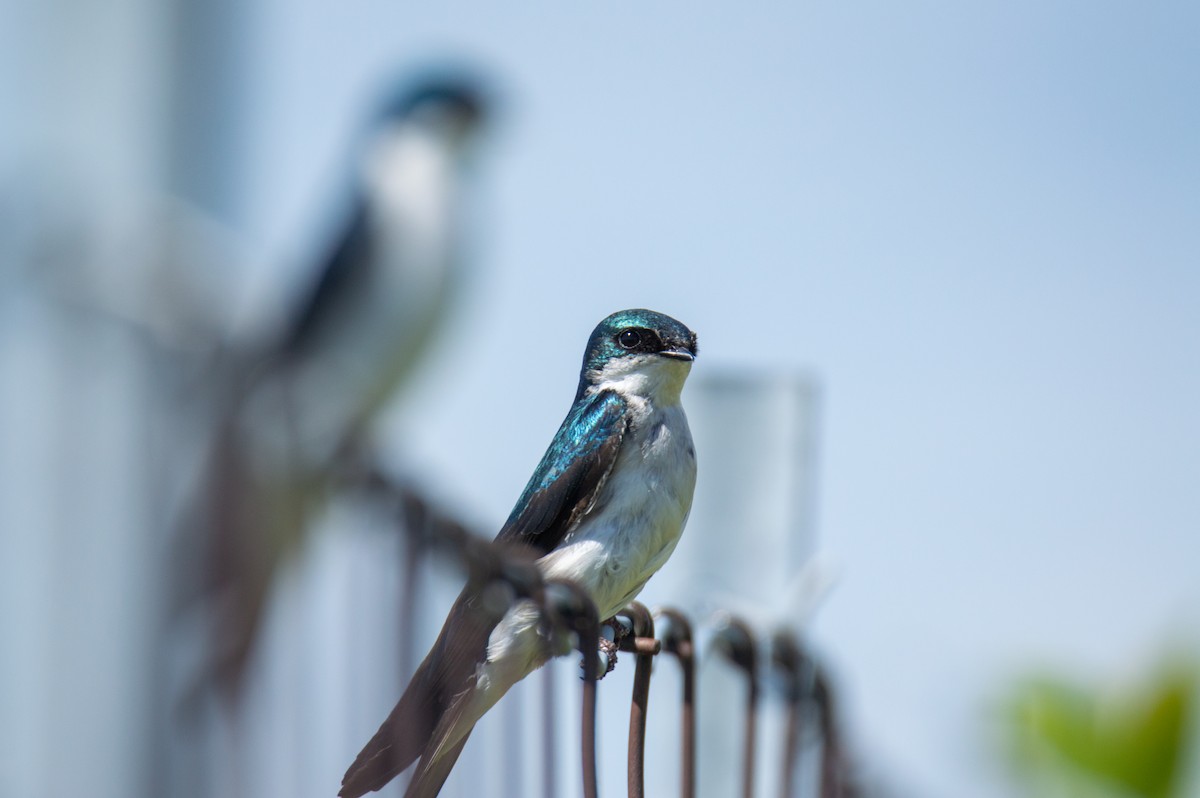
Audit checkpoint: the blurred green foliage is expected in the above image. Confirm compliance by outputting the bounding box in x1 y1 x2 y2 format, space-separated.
1001 656 1197 798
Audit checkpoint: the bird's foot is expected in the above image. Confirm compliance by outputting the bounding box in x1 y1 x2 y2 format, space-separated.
597 634 619 677
597 616 633 678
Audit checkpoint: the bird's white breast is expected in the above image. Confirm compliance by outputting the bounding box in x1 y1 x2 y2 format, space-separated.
538 359 697 620
470 356 696 738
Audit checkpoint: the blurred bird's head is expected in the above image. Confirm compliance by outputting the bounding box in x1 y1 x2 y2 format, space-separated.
375 74 489 151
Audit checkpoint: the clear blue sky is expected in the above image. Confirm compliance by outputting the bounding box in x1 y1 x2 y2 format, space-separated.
234 2 1200 794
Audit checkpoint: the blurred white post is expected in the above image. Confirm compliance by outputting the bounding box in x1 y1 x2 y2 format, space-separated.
642 369 821 798
669 371 820 612
0 2 171 798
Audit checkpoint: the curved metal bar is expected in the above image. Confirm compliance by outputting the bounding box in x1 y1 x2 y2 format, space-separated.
654 607 696 798
813 665 848 798
367 474 545 606
542 580 602 798
771 631 811 798
615 602 657 798
711 614 759 798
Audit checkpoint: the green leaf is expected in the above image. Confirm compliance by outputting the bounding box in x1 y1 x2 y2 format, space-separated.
1001 659 1195 798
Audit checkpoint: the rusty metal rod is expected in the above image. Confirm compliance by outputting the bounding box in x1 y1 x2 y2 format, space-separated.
581 678 598 798
712 614 759 798
813 666 846 798
580 629 600 798
655 608 696 798
541 580 601 798
542 664 557 798
782 696 802 798
743 671 759 798
616 602 657 798
771 631 810 798
366 473 545 605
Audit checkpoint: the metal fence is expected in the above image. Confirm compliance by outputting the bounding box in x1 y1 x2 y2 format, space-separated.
1 258 844 798
329 476 856 798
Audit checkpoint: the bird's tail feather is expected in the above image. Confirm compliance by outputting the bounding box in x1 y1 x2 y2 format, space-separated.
341 587 499 797
339 660 441 798
402 734 472 798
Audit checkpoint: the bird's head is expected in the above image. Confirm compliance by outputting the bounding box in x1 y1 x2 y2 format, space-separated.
578 309 698 402
376 75 488 151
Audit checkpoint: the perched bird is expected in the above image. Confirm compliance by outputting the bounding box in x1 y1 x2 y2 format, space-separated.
172 75 490 701
267 75 489 466
340 309 700 798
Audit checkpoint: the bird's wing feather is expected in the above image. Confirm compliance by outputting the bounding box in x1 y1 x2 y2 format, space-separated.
495 388 629 552
339 390 628 798
280 195 372 360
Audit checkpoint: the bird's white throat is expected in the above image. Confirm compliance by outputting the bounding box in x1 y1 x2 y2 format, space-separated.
586 353 692 406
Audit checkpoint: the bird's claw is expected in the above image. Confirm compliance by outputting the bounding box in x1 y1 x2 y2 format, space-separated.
578 617 629 680
597 635 619 677
597 616 632 678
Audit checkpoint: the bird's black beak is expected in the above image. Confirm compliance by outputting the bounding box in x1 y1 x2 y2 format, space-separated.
659 349 695 362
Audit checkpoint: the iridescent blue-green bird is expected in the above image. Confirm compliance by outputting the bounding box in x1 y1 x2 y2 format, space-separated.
340 309 699 798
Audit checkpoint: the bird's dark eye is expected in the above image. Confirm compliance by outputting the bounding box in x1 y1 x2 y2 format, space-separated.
617 329 642 349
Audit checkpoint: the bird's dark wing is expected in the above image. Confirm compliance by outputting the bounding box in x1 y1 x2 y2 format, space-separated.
279 195 372 360
338 390 628 798
495 388 629 553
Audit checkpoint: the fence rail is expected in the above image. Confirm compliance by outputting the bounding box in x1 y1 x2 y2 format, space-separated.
362 476 854 798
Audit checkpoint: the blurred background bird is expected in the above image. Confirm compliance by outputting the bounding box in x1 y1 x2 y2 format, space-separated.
168 72 491 705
